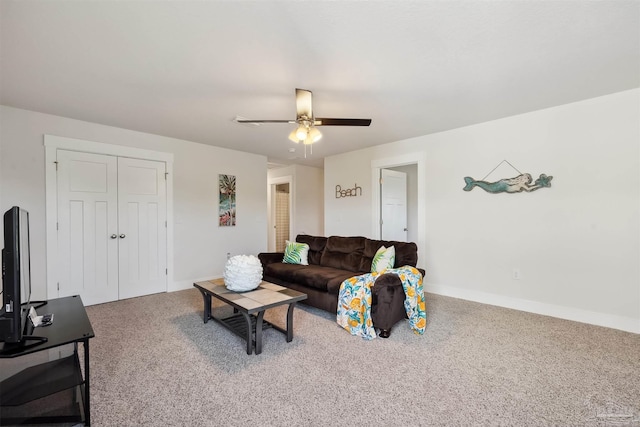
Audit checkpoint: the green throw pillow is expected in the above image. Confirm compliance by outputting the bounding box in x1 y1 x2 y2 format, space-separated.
371 245 395 273
283 241 310 265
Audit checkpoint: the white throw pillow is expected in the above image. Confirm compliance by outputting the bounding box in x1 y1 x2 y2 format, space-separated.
371 245 395 273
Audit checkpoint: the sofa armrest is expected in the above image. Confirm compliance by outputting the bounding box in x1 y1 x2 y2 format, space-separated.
371 273 408 331
258 252 284 268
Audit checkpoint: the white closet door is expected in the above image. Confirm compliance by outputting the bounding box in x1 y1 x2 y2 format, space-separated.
57 150 119 305
117 157 167 299
381 169 408 242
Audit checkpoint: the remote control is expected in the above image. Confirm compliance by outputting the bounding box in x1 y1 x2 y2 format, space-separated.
41 313 54 325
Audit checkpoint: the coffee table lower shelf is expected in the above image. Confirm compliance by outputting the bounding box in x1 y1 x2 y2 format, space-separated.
211 312 284 353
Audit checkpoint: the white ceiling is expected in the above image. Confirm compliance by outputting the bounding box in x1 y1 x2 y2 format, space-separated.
1 1 639 168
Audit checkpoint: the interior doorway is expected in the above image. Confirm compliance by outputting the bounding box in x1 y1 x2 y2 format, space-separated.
45 135 174 304
268 175 293 252
274 183 290 252
371 153 424 256
55 150 168 305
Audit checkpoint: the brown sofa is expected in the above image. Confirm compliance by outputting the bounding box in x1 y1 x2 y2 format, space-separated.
258 234 424 337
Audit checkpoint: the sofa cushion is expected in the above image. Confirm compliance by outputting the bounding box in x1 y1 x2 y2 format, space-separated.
359 239 418 271
320 236 366 272
296 235 327 265
326 272 364 295
263 262 304 282
264 262 356 292
391 241 418 267
296 266 359 293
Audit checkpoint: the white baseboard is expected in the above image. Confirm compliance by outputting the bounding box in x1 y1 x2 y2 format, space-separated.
169 275 222 292
425 283 640 334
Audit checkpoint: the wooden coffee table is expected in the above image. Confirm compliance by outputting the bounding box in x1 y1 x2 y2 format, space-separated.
193 279 307 355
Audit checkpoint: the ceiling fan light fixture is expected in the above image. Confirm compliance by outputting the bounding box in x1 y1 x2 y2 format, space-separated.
288 129 300 143
295 125 308 141
309 126 322 143
239 88 370 155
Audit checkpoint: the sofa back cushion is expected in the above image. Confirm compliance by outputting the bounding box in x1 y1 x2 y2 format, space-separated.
320 236 366 272
296 235 327 265
359 238 418 272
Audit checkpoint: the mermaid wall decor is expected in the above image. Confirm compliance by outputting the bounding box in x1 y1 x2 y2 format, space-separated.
463 160 553 194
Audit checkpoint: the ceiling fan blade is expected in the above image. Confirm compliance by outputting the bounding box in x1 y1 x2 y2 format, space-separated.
236 91 372 131
236 118 295 124
315 118 372 126
296 88 313 120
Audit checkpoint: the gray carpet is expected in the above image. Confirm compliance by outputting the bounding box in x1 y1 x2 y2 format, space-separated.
83 289 640 426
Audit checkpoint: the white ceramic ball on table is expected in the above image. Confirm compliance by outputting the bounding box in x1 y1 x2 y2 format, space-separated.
223 255 263 292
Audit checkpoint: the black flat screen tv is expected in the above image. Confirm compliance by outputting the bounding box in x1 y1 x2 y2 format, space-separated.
1 206 46 348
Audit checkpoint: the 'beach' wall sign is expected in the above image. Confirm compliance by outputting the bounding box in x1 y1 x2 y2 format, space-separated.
336 183 362 198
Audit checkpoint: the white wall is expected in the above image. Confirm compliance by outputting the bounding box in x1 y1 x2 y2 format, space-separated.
0 106 268 299
325 89 640 333
294 165 324 236
268 164 324 248
325 150 374 237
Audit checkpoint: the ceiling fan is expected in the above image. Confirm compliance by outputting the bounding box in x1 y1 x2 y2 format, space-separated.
236 88 371 156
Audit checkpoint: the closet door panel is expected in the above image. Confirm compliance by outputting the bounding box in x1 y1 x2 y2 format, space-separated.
57 150 119 305
117 157 167 300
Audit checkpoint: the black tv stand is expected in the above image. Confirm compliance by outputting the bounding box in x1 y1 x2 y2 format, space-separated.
0 295 94 425
0 300 51 356
0 335 48 356
27 300 48 310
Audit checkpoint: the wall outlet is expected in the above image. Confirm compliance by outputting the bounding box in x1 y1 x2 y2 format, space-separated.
512 268 521 280
226 252 231 260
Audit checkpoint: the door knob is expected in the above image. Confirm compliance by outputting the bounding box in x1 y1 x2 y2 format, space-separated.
110 234 117 239
403 228 408 231
119 234 126 239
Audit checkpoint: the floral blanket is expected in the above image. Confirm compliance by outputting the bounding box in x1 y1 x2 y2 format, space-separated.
336 266 426 340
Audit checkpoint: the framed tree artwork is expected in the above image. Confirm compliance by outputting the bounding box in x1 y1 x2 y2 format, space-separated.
219 174 236 226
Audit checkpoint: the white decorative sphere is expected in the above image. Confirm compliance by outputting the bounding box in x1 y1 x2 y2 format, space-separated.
223 255 263 292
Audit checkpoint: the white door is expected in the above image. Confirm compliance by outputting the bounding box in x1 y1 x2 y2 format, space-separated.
57 150 119 305
117 157 167 299
56 150 167 305
381 169 408 241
